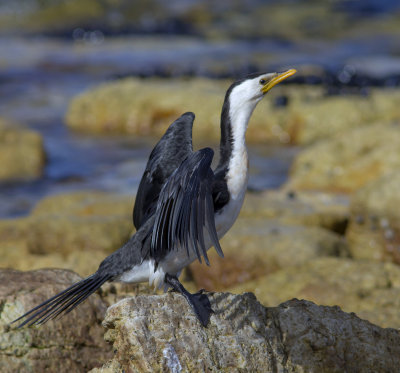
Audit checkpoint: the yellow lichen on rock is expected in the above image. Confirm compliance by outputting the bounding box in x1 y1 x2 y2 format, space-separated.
66 80 400 146
287 122 400 192
0 118 45 181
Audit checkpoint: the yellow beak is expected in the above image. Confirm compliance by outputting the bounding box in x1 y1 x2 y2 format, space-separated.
261 69 297 94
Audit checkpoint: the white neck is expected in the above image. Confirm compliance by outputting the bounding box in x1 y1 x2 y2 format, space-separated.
226 98 258 199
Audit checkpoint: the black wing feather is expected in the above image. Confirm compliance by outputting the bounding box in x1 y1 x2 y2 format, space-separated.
151 148 223 266
133 112 195 229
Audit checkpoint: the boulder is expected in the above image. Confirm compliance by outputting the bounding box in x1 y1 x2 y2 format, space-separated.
278 88 400 144
346 171 400 264
91 293 400 372
0 191 135 277
26 191 134 257
0 268 112 373
230 257 400 328
66 78 400 146
0 119 45 181
242 189 349 233
287 123 400 192
189 218 349 291
66 77 293 144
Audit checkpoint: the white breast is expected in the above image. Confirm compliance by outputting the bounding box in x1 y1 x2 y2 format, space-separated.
215 150 248 238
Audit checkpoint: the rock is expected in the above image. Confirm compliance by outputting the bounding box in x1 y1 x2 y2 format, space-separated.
230 257 400 328
64 78 305 143
189 218 349 291
66 78 223 137
66 78 400 146
91 293 400 373
99 282 153 307
0 192 135 277
0 215 117 277
242 189 349 233
287 123 400 192
346 172 400 264
279 88 400 144
26 191 134 256
0 268 112 373
0 118 45 181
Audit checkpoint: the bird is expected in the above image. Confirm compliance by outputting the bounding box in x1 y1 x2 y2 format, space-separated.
13 69 296 328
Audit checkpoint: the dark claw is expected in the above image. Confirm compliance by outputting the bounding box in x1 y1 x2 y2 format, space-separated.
164 274 213 327
189 291 213 326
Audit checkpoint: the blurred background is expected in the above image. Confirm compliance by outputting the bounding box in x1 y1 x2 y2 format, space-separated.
0 0 400 216
1 0 400 328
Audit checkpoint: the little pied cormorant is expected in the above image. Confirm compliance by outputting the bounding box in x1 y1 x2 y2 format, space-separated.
13 69 296 328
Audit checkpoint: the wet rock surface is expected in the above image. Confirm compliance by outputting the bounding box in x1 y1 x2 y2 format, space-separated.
91 293 400 373
0 268 112 373
0 119 45 182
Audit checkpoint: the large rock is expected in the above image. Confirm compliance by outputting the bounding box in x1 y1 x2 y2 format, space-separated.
0 268 112 373
26 191 134 256
0 191 135 277
189 218 349 291
278 88 400 144
230 257 400 328
287 123 400 192
346 171 400 264
91 293 400 373
0 215 116 277
242 189 349 233
65 77 279 143
0 119 45 181
66 79 400 145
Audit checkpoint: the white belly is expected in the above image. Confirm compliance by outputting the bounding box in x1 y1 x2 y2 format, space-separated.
119 181 247 290
120 150 249 290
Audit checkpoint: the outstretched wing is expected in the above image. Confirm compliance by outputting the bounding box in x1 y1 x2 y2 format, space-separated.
133 112 195 229
151 148 224 266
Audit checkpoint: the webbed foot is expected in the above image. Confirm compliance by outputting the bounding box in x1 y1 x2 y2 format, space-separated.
164 274 213 327
189 289 213 326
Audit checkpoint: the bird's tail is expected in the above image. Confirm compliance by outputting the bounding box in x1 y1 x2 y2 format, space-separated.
12 273 111 328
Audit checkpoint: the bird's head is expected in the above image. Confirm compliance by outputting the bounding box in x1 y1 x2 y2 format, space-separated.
228 69 297 105
220 69 297 151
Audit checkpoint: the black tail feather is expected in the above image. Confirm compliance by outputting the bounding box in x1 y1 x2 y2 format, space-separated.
12 274 111 328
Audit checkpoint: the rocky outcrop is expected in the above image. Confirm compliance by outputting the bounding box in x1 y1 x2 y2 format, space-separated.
26 191 134 273
66 79 400 145
91 293 400 373
0 268 112 373
287 123 400 192
0 191 135 277
346 171 400 264
0 119 45 181
189 218 349 290
241 189 349 233
230 257 400 328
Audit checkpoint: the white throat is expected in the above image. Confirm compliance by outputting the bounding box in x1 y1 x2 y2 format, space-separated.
225 85 260 198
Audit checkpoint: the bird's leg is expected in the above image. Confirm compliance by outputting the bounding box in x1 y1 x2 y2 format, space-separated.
164 273 213 327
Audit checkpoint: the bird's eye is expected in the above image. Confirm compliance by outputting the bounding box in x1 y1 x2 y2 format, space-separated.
259 79 267 85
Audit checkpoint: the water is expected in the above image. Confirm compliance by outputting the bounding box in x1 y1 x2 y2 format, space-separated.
0 1 398 218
